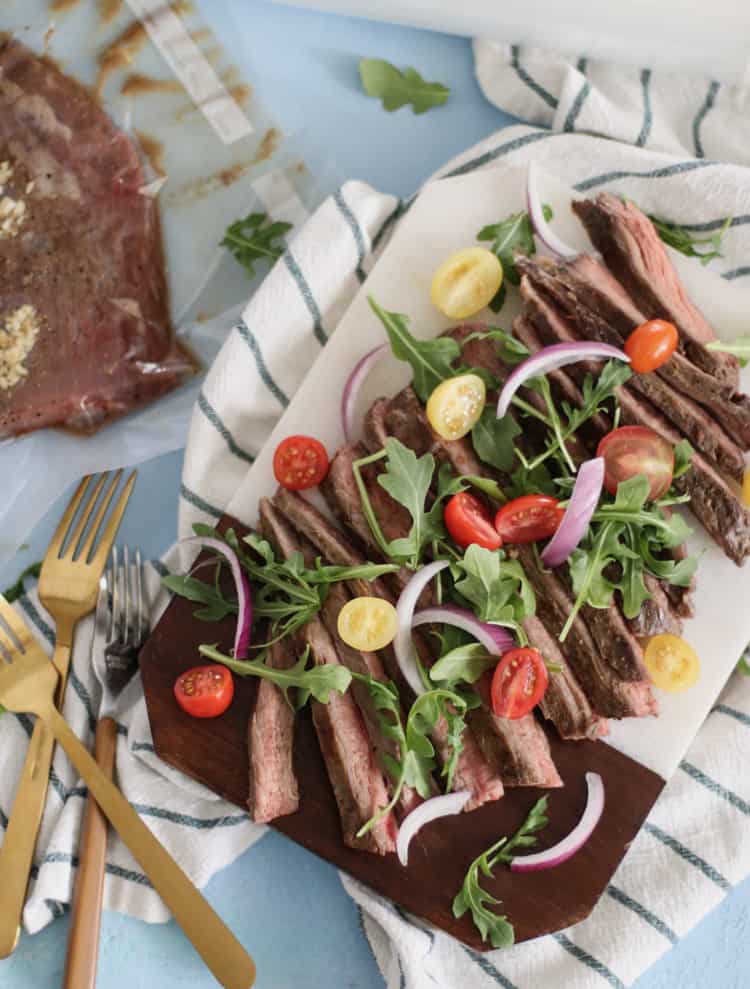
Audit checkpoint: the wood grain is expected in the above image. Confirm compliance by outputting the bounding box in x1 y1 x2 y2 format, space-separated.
139 517 665 951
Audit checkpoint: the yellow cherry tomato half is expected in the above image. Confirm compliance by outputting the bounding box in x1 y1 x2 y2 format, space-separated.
644 634 700 693
337 596 399 653
743 466 750 508
430 247 503 319
426 373 486 441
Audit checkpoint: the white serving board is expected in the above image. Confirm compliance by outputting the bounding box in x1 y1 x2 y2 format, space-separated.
226 162 750 782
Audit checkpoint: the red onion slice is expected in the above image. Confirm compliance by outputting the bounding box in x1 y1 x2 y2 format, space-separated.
181 537 252 659
541 457 604 568
342 344 389 442
412 605 515 656
526 161 579 259
395 560 450 695
397 789 472 866
510 772 604 872
496 342 629 419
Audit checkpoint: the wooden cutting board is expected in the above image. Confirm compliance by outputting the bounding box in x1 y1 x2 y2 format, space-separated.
138 516 664 951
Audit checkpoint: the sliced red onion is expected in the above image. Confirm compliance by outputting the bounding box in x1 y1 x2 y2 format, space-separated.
412 605 515 656
181 537 252 659
510 771 604 873
541 458 604 568
395 561 450 695
527 161 579 259
397 789 472 866
342 344 389 442
496 342 630 419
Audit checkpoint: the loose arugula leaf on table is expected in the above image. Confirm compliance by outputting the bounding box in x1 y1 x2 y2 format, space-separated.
359 59 450 114
707 336 750 368
648 211 731 266
453 796 550 948
221 212 292 278
477 205 552 311
369 297 460 402
2 561 42 605
452 545 535 632
199 644 351 709
471 407 522 473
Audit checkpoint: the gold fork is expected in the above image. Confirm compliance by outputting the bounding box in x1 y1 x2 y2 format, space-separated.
0 471 135 958
0 598 256 989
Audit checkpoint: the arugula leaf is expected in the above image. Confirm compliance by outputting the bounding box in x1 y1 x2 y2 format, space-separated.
460 474 508 504
359 59 450 114
648 212 731 266
453 795 550 948
737 656 750 677
369 296 460 402
2 561 42 605
477 205 552 310
377 438 442 559
162 573 238 622
462 327 530 367
199 644 351 709
221 212 292 278
452 545 535 627
707 336 750 368
429 643 497 686
471 408 522 473
673 439 695 479
505 461 557 499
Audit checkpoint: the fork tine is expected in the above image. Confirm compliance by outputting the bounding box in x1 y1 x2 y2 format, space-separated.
123 546 131 644
109 546 119 644
62 472 111 562
44 476 95 562
74 471 121 562
135 548 145 645
0 597 34 651
0 618 21 660
91 471 137 573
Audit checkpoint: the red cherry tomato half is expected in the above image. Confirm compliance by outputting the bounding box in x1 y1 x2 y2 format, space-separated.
174 665 235 719
494 494 564 545
444 492 502 551
596 425 675 501
624 319 679 373
490 647 549 719
273 435 329 490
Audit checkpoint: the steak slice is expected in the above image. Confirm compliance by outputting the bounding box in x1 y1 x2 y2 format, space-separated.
0 38 193 437
518 258 748 474
468 704 563 787
522 274 750 565
247 638 300 824
258 498 396 854
628 575 684 637
521 615 608 740
572 193 739 385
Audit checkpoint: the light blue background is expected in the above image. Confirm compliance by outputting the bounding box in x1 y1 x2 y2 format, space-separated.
2 2 749 986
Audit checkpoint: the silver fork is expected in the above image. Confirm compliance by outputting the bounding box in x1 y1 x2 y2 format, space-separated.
62 547 148 989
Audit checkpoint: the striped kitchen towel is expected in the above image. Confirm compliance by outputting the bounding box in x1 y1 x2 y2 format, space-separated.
176 119 750 989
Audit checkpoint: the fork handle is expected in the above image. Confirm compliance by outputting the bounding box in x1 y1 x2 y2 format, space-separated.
42 705 256 989
0 642 72 959
62 716 117 989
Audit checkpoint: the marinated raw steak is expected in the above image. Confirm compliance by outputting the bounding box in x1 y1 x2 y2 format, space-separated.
0 38 193 437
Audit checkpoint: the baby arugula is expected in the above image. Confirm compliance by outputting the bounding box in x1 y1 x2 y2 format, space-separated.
359 59 450 114
477 205 553 312
707 336 750 368
648 211 731 266
451 545 536 634
221 212 292 278
453 795 550 948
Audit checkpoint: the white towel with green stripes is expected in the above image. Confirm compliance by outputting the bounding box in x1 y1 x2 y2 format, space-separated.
176 120 750 989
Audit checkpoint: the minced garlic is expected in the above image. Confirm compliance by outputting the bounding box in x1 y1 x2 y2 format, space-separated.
0 304 41 391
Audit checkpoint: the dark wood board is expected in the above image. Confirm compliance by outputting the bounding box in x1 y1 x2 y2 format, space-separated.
139 516 665 951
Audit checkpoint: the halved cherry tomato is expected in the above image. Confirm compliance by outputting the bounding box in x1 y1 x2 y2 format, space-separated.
337 596 398 652
174 665 234 718
426 373 486 441
596 425 674 501
273 435 329 490
494 494 564 544
625 319 679 373
743 466 750 508
431 247 503 319
644 634 700 692
444 492 502 551
491 647 548 719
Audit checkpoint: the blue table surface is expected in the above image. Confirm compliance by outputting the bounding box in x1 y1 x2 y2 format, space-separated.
2 2 749 987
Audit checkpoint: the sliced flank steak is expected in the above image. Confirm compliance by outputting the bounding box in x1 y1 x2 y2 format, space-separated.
258 498 396 854
247 638 300 824
520 273 750 566
572 193 739 385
